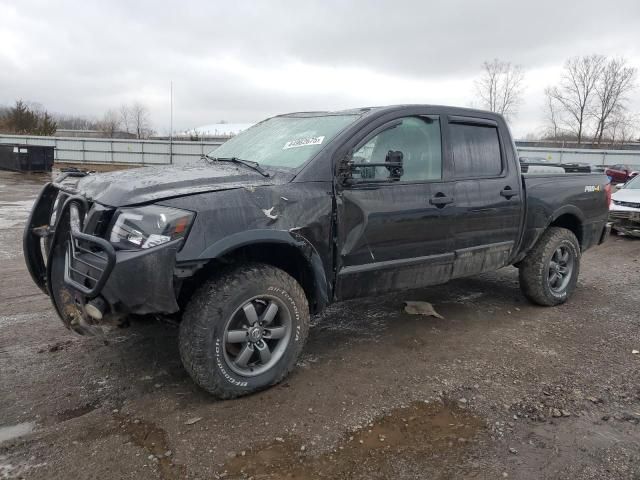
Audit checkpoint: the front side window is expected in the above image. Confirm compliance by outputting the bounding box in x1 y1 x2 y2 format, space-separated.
351 116 442 182
450 123 503 178
208 114 360 169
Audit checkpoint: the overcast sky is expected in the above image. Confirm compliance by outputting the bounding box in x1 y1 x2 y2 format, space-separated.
1 0 639 137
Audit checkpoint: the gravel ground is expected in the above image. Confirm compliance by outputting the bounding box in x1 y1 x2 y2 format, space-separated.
1 169 639 480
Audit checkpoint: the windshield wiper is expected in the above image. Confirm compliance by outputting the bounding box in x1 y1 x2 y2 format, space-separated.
202 154 270 177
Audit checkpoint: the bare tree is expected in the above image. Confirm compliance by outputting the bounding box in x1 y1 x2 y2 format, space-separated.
120 104 132 135
120 102 153 139
131 102 152 139
543 87 563 140
98 109 121 137
547 55 604 145
592 57 637 145
474 59 525 119
605 111 639 146
54 113 98 130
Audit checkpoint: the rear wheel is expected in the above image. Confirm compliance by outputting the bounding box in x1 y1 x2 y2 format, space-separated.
518 227 581 306
179 263 309 398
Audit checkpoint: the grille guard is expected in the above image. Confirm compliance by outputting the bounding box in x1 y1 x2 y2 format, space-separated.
23 182 117 298
64 229 116 297
57 196 116 298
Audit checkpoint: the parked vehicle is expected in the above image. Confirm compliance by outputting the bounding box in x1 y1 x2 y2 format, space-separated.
609 175 640 237
605 164 639 183
24 105 611 398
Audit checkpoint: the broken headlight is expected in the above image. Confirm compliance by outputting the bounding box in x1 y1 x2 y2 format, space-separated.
108 205 194 250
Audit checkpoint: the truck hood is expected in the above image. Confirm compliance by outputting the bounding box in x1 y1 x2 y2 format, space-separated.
612 188 640 203
68 164 290 207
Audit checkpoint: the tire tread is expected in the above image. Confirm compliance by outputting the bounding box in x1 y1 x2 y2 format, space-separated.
518 227 581 306
179 262 309 399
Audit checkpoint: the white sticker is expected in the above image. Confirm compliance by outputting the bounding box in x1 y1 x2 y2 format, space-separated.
283 136 325 150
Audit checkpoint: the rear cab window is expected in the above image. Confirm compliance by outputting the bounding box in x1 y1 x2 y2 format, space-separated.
450 122 503 178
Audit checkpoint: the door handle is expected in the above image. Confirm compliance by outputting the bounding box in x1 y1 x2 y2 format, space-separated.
500 187 518 199
429 194 453 207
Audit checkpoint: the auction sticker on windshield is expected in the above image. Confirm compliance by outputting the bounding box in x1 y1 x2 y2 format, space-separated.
283 136 325 150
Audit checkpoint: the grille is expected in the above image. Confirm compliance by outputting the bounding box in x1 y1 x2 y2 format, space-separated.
612 200 640 209
61 200 116 297
609 211 632 220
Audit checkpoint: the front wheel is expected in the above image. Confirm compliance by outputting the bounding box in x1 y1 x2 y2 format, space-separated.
179 263 310 398
518 227 581 306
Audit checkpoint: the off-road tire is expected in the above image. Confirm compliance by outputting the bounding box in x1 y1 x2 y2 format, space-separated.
518 227 581 306
179 263 309 398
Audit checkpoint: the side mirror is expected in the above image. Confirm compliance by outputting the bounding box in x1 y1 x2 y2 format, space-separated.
385 150 404 180
616 183 625 190
338 149 405 185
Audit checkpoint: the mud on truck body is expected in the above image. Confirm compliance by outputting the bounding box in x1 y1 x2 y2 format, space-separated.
24 105 612 398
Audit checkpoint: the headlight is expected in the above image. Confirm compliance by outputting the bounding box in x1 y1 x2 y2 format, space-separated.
109 205 194 250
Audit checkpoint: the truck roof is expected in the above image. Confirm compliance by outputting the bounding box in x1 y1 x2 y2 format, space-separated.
277 104 505 121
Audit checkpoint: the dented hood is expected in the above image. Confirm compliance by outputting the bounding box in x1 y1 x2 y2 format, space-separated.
69 164 290 207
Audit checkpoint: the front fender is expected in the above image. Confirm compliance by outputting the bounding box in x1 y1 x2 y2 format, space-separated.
198 229 329 311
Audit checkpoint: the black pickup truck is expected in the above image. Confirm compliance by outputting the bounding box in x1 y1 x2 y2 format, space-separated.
24 105 611 398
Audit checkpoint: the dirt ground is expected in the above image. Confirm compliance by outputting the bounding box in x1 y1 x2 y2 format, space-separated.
1 169 639 480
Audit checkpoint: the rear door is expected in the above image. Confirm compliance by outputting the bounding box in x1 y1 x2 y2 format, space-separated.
446 116 523 277
335 112 455 300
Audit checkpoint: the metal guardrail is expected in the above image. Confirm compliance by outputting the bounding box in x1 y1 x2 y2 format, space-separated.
2 134 640 169
0 134 224 166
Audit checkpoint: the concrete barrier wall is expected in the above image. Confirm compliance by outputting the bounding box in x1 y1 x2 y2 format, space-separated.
2 134 640 169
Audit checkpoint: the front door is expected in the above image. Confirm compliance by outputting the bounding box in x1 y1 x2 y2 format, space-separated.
335 114 455 300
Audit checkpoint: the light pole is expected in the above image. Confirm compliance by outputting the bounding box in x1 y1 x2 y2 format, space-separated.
170 80 174 165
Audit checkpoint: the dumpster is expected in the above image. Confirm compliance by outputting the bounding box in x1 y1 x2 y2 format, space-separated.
0 144 55 172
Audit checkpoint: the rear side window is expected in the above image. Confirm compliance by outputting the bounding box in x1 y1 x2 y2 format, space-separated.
450 123 503 178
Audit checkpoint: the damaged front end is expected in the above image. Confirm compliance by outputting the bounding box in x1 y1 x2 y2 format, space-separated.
609 210 640 238
24 177 185 336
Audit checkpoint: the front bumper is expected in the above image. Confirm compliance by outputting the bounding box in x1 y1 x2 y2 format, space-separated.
608 207 640 237
24 182 181 334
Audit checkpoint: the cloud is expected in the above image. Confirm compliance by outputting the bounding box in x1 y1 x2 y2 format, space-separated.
1 0 639 137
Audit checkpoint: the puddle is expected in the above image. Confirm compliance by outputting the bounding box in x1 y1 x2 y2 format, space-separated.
117 415 186 480
223 400 484 479
0 422 36 444
0 199 35 229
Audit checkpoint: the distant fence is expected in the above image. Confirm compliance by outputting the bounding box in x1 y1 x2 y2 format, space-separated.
0 134 223 166
1 134 640 169
516 146 640 169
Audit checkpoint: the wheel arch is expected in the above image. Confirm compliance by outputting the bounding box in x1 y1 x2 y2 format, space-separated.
548 207 585 248
196 230 329 314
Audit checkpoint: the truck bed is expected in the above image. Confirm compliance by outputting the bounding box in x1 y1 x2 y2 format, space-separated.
516 172 610 261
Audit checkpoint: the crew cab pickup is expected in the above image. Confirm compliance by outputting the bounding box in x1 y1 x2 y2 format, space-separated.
24 105 611 398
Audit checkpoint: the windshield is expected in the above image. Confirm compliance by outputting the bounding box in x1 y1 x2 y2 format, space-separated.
624 174 640 189
207 114 359 169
